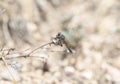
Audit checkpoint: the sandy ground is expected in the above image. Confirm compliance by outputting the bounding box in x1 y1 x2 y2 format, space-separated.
0 0 120 84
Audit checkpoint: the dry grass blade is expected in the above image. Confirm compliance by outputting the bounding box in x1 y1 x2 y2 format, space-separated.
0 49 19 84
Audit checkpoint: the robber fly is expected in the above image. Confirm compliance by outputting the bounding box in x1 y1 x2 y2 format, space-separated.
52 32 72 53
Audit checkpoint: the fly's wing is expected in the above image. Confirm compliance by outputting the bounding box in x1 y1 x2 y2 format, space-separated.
64 40 72 53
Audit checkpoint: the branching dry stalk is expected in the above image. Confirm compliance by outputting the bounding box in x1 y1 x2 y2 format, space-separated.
4 42 52 59
0 32 73 84
3 32 73 60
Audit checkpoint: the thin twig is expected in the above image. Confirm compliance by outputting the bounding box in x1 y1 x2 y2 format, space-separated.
29 42 52 55
2 32 73 59
4 42 52 59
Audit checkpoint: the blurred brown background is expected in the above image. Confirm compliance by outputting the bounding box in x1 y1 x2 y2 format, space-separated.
0 0 120 84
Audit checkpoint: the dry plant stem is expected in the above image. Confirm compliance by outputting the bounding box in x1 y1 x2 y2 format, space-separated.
4 33 72 59
5 42 53 59
1 53 19 84
29 42 52 55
